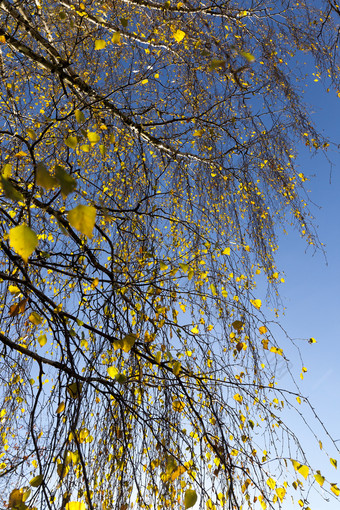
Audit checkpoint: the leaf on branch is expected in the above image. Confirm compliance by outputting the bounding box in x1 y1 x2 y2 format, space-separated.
9 224 38 263
68 204 96 238
65 135 78 149
173 29 185 43
36 163 57 189
67 382 83 399
113 333 137 353
250 299 262 310
55 166 76 197
314 471 325 486
29 474 43 487
9 298 28 317
0 176 23 201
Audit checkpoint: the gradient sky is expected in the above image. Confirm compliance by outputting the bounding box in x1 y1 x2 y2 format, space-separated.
266 77 340 508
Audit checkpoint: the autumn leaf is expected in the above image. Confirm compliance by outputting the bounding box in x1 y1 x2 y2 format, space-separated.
0 176 23 201
314 471 325 486
173 29 185 43
9 224 38 262
250 299 262 310
36 163 57 189
65 502 86 510
55 166 76 197
30 474 43 487
184 489 197 509
95 39 106 50
67 382 83 399
68 204 96 238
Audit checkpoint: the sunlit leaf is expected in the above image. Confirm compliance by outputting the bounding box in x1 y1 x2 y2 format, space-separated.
0 176 23 201
113 333 137 353
56 402 65 414
9 224 38 263
314 472 325 486
330 458 337 469
38 334 47 347
67 382 83 399
250 299 262 310
331 484 340 496
111 32 121 44
266 478 276 490
275 487 286 502
65 135 78 149
68 204 96 238
95 39 106 50
173 29 185 43
29 312 43 325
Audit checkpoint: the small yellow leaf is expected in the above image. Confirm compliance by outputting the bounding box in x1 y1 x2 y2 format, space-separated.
191 325 199 334
275 487 286 502
172 400 185 412
65 135 78 149
308 337 317 344
68 204 96 238
297 464 309 480
56 402 65 414
314 472 325 486
233 393 243 403
270 346 283 356
184 489 197 509
250 299 262 310
267 478 276 490
38 334 47 347
193 129 204 137
65 503 86 510
331 484 340 496
0 35 6 43
160 261 168 271
111 32 121 44
330 458 337 469
75 109 85 123
113 333 137 353
29 312 43 325
107 366 119 379
29 474 43 487
87 131 100 144
141 79 148 84
95 39 106 50
173 29 185 43
259 326 267 335
9 224 38 263
8 285 20 294
222 247 230 255
172 361 181 375
240 51 255 62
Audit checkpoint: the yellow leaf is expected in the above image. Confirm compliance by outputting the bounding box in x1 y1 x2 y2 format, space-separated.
330 458 337 469
184 489 197 509
262 339 269 349
38 334 47 347
65 135 78 149
111 32 121 44
259 326 267 335
55 166 76 197
8 285 20 294
29 312 43 325
9 224 38 263
75 109 85 123
95 39 106 50
172 400 185 412
233 393 243 403
222 247 230 255
193 129 204 137
173 29 185 43
297 464 309 480
275 487 286 502
250 299 262 310
0 35 6 43
65 503 86 510
171 465 186 481
68 204 96 238
141 79 148 84
314 472 325 486
209 283 217 296
267 478 276 490
270 346 283 356
107 366 119 379
113 333 137 353
87 131 100 144
240 51 255 62
160 261 168 271
27 128 37 140
172 361 181 375
191 325 199 334
29 474 43 487
331 484 340 496
308 337 317 344
56 402 65 414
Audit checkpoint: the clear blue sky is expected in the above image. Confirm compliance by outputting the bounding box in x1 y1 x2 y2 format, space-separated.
268 77 340 508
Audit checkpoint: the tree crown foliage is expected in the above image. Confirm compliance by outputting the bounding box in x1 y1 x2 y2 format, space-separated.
0 0 339 509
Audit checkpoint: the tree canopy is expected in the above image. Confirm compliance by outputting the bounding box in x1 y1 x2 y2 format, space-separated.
0 0 339 509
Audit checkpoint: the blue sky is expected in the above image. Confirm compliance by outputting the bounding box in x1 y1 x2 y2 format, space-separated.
267 78 340 508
